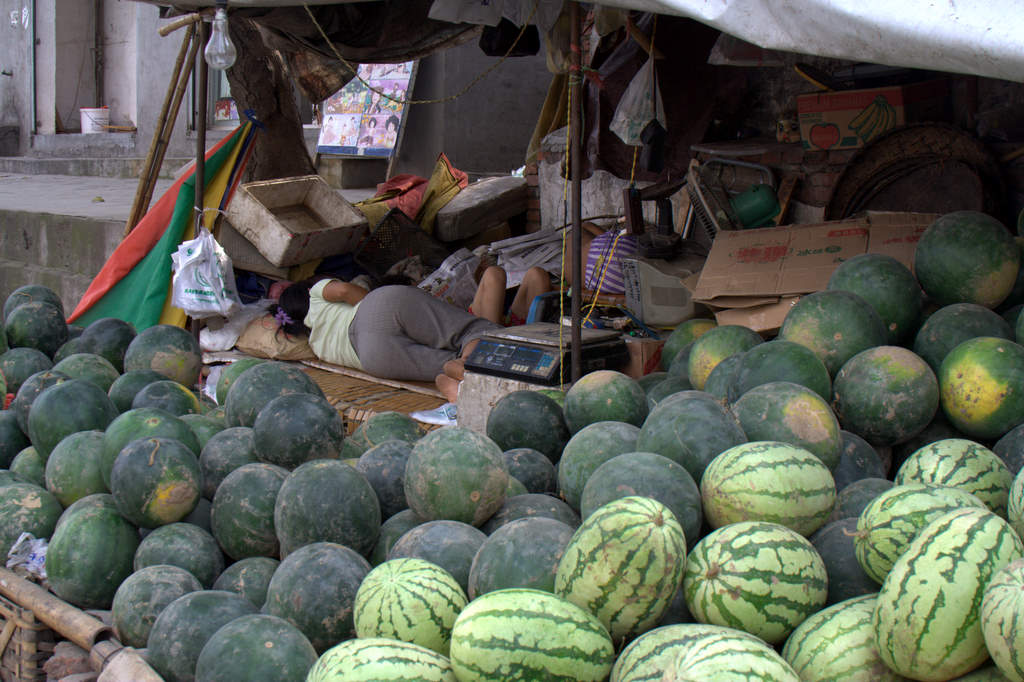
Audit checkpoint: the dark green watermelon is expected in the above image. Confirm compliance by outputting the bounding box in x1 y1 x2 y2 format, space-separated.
3 284 63 320
28 379 119 459
728 339 831 402
778 289 888 375
645 376 693 408
251 392 344 468
637 372 668 393
110 564 203 648
914 210 1019 308
263 541 370 653
223 361 325 428
178 413 225 451
211 462 289 561
340 410 423 459
52 337 92 364
11 369 70 434
0 411 30 468
356 440 413 520
914 302 1014 374
701 353 743 403
133 522 225 588
480 493 581 535
833 430 888 490
468 517 574 598
199 426 258 500
215 358 266 405
556 420 640 511
687 325 763 390
993 423 1024 475
825 477 894 524
0 347 54 395
9 446 45 487
660 319 717 371
51 353 120 393
78 317 136 373
501 447 556 494
101 408 200 489
107 370 169 413
889 412 968 476
131 379 202 416
636 391 746 483
563 370 648 434
211 556 280 608
4 301 68 357
146 589 259 682
43 430 107 507
486 390 570 463
0 482 62 556
109 436 201 528
194 613 318 682
666 341 695 381
369 509 424 566
827 252 924 344
46 493 140 609
274 459 381 557
123 324 202 387
809 517 878 606
387 520 486 596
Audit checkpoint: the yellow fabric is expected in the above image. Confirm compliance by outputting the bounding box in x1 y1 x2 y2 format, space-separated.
354 193 398 231
159 123 252 327
304 279 363 370
526 73 569 165
288 260 322 283
415 157 464 235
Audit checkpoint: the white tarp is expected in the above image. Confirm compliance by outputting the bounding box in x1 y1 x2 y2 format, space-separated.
591 0 1024 82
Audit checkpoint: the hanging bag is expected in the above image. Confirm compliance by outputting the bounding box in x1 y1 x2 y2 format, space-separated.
170 227 243 318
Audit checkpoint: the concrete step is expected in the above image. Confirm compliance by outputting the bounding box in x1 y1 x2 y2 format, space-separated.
0 156 192 179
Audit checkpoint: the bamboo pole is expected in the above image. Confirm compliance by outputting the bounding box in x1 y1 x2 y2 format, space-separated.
124 24 197 237
158 12 202 38
0 568 110 652
569 1 583 381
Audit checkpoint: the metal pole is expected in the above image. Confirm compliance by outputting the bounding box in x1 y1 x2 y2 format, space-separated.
195 20 209 228
569 1 583 382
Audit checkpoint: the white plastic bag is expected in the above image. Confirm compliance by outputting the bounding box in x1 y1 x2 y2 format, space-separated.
610 56 666 146
171 228 242 319
7 532 47 580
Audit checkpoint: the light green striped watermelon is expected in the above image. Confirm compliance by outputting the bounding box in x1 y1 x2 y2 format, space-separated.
854 483 988 584
354 558 468 656
1010 467 1024 540
448 588 614 681
683 521 827 644
700 441 836 536
611 623 763 682
873 507 1024 680
306 637 456 682
660 625 800 681
781 594 903 681
554 496 686 642
895 438 1014 516
981 558 1024 682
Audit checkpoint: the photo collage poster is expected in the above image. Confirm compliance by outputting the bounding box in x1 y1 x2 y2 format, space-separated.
317 61 415 157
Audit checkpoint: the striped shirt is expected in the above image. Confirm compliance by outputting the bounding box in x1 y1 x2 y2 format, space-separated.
583 229 639 295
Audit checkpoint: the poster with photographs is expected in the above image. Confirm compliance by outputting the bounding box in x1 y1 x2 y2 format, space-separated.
317 61 415 157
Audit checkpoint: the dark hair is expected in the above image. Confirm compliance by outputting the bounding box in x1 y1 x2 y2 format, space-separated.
386 115 400 131
268 278 320 337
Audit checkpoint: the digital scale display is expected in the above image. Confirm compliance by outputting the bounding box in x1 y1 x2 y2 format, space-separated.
464 323 628 385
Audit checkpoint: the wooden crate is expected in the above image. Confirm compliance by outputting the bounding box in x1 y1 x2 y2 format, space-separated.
0 594 54 682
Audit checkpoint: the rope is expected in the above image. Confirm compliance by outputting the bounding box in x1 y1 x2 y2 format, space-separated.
301 0 540 106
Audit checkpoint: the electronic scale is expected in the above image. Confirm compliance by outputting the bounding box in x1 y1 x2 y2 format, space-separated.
463 322 629 385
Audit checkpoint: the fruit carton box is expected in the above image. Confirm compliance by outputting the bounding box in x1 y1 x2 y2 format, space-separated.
797 79 949 151
692 211 938 332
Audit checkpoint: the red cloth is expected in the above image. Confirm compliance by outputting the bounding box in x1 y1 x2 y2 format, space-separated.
375 173 429 219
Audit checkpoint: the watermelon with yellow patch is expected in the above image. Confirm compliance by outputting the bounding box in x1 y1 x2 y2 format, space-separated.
686 325 762 390
108 436 201 528
938 336 1024 440
661 319 717 371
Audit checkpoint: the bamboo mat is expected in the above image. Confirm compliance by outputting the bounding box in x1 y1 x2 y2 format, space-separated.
300 362 445 434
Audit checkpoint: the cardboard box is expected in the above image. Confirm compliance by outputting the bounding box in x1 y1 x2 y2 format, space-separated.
797 79 949 151
622 336 666 379
225 175 368 267
692 212 937 332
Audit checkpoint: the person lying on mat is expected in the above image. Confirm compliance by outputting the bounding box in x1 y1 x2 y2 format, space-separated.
270 276 502 404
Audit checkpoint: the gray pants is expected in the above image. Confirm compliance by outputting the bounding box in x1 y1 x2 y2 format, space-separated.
349 285 502 382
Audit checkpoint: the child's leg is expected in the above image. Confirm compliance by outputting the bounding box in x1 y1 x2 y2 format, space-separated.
507 266 553 324
468 266 507 324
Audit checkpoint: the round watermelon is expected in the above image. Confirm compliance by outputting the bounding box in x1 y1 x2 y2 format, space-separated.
198 426 258 500
51 353 120 393
28 379 119 459
146 589 259 682
404 427 507 526
913 303 1014 374
661 318 717 371
52 337 91 364
78 317 136 373
563 370 648 433
130 379 201 416
0 482 62 556
274 458 381 557
111 564 203 648
388 519 486 596
46 493 140 609
3 285 62 320
43 430 107 507
833 345 939 447
778 290 888 376
211 462 288 560
825 476 894 525
354 557 467 655
657 625 801 680
307 638 457 682
730 381 841 470
211 556 279 608
133 521 224 588
106 369 168 413
263 541 371 652
939 336 1024 440
215 358 266 405
915 210 1020 308
4 301 68 358
980 558 1024 682
179 413 224 450
687 325 763 391
645 376 693 407
223 361 325 428
501 447 556 494
834 430 888 490
123 324 202 387
11 369 70 435
485 390 569 463
355 439 413 520
895 438 1013 516
9 446 45 487
479 493 580 534
0 412 29 469
469 517 574 597
251 392 344 468
0 347 54 396
194 613 318 682
101 407 200 489
827 252 924 344
556 420 640 511
809 519 879 606
370 509 425 567
700 353 742 403
728 339 831 402
341 410 423 459
109 436 201 528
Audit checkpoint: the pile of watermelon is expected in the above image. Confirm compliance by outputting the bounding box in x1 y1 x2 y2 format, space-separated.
2 209 1024 681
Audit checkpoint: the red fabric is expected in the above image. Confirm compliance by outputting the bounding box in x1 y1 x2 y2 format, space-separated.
376 173 429 219
66 131 242 323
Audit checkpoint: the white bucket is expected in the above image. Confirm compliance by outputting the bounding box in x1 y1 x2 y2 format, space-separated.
80 107 109 134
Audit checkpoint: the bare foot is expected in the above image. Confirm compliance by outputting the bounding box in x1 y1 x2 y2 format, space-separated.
443 358 466 381
435 373 460 403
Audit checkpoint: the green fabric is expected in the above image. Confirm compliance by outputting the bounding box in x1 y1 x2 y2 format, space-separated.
74 129 244 331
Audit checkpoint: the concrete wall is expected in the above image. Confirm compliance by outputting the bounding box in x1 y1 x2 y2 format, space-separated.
0 0 33 154
103 0 136 129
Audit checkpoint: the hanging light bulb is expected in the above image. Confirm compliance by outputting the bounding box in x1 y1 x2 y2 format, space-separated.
204 1 236 71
